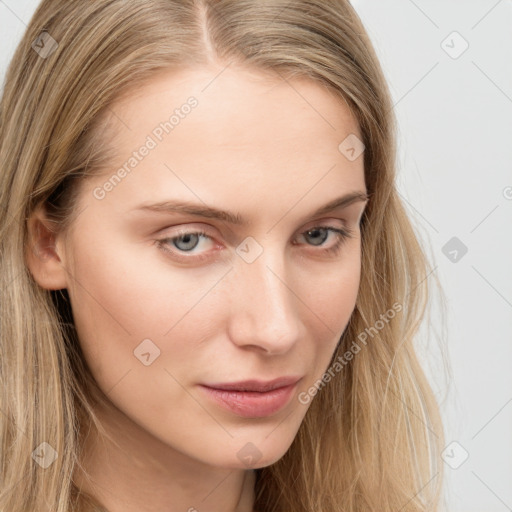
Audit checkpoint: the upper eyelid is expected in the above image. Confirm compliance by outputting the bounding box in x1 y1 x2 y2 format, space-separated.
161 218 350 241
161 213 354 233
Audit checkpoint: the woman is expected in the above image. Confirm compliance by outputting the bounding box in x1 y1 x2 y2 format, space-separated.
0 1 448 511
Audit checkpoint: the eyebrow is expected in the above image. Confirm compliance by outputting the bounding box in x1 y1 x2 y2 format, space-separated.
133 190 370 226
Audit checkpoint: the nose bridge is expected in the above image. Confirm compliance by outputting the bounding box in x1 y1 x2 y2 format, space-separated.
227 240 302 352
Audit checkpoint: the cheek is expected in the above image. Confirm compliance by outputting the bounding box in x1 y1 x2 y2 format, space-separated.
303 250 361 329
301 251 362 368
64 235 228 389
65 222 361 372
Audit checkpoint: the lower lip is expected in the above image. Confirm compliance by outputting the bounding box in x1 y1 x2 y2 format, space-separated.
199 383 298 418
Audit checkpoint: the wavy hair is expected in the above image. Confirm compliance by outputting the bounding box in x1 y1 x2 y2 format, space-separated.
0 0 450 510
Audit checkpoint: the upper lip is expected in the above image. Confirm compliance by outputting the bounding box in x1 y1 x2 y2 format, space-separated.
202 376 302 392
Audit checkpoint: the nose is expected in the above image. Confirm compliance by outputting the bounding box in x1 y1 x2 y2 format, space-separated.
226 245 303 355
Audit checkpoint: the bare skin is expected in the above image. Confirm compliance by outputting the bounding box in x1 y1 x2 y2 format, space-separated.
26 63 367 512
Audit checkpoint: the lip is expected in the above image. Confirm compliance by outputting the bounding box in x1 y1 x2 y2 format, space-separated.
199 376 302 418
202 376 302 393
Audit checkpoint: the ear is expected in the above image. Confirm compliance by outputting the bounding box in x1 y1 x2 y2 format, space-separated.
25 203 69 290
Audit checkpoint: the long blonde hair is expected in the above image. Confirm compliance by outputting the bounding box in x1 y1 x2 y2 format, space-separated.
0 1 450 510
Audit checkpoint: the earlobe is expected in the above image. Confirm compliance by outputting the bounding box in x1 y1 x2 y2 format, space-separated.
25 204 69 291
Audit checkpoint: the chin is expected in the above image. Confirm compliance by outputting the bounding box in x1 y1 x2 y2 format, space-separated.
215 430 297 470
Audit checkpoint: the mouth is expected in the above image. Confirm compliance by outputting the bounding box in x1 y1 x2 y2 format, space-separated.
199 376 302 418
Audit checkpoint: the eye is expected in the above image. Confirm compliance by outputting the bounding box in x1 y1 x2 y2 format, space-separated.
156 225 356 263
295 226 355 256
156 229 214 262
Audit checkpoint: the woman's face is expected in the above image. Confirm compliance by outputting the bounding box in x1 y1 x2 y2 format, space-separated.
47 64 367 469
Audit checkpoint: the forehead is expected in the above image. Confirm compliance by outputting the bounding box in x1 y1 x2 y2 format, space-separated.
103 63 362 150
85 64 365 220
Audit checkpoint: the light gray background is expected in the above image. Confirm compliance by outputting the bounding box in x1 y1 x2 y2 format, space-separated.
1 1 511 511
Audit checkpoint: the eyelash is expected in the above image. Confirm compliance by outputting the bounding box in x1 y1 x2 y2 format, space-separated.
155 225 356 263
